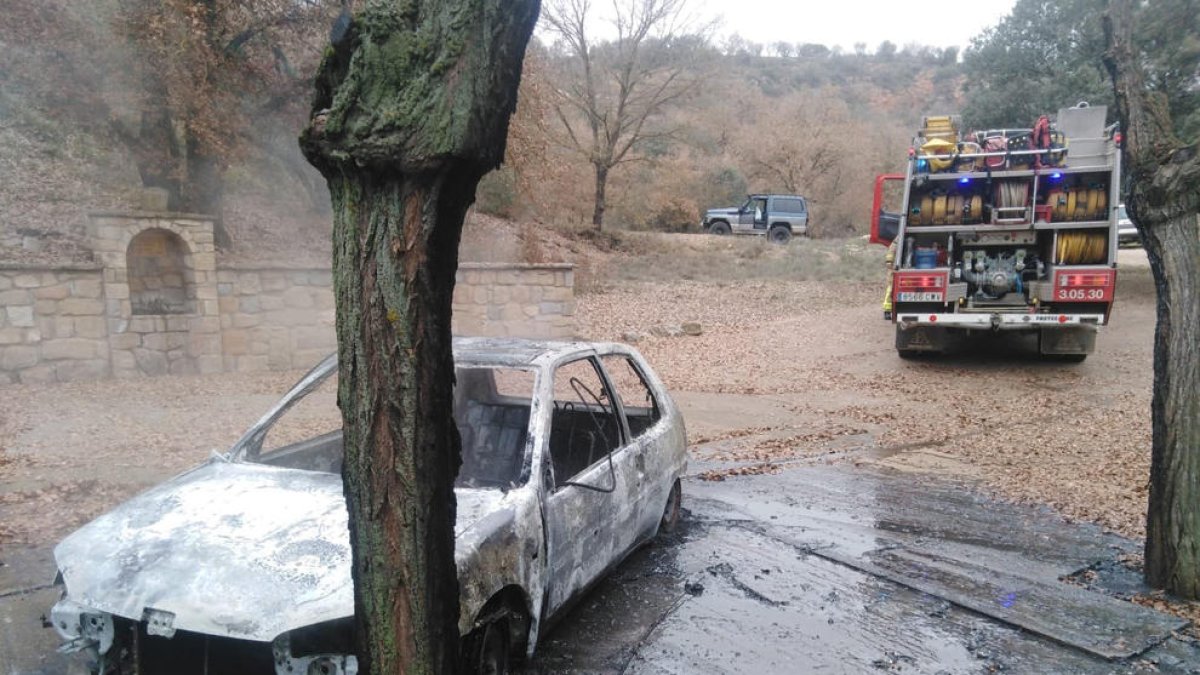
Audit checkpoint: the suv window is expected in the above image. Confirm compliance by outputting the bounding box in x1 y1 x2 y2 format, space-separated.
773 197 806 214
600 355 661 438
549 358 623 487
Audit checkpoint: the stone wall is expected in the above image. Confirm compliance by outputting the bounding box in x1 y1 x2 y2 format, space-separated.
216 266 338 373
0 264 108 384
0 214 575 384
453 263 576 339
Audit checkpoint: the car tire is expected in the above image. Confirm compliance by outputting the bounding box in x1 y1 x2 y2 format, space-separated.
659 478 682 534
1053 353 1088 363
709 221 731 235
466 617 511 675
768 225 791 244
897 349 918 360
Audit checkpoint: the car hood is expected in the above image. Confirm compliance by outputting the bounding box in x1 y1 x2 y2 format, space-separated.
54 460 509 642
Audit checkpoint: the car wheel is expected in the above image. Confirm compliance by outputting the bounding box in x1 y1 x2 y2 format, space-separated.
897 349 918 360
1053 353 1088 363
709 221 731 235
467 618 511 675
659 478 682 534
768 225 791 244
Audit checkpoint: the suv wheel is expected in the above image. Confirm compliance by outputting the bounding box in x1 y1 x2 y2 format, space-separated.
465 617 511 675
708 221 731 235
768 225 791 244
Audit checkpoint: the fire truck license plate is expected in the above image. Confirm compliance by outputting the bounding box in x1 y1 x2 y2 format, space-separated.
896 292 942 302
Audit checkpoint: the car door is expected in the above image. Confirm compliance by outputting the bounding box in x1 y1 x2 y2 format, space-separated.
541 356 633 617
598 353 670 546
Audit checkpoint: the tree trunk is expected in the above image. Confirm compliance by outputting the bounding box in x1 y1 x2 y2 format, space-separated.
1104 0 1200 599
592 163 608 229
183 142 232 249
300 2 539 673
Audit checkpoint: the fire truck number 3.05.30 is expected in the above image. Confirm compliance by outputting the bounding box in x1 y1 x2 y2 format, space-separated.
1057 288 1107 301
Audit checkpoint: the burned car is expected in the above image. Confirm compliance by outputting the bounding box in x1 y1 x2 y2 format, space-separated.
49 338 687 674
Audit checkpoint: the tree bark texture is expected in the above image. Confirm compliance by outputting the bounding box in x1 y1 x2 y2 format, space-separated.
300 2 540 673
591 163 608 229
1104 0 1200 599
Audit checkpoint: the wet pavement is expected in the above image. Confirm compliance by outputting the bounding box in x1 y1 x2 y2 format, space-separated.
4 462 1198 674
526 463 1199 674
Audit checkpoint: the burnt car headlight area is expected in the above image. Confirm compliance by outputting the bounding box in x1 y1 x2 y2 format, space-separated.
51 598 357 675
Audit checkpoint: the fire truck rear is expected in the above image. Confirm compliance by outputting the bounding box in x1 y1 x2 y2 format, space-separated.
870 104 1122 362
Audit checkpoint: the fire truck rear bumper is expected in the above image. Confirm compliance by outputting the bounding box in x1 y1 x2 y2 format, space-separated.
895 313 1106 330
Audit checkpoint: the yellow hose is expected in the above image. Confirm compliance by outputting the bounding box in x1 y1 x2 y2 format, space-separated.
1056 231 1107 264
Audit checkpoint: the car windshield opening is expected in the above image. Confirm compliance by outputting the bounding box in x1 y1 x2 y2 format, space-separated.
250 364 537 489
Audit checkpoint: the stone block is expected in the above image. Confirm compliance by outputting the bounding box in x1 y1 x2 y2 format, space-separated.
543 286 573 302
233 313 260 328
196 354 224 374
193 316 222 333
71 278 104 298
7 306 34 327
314 292 336 310
260 273 288 292
0 275 11 290
59 298 105 316
133 348 169 375
34 284 71 300
218 282 234 296
166 332 189 351
216 270 236 283
169 359 196 376
260 295 285 311
218 296 238 314
108 332 141 350
194 284 218 301
266 309 317 327
17 364 56 384
294 326 335 351
236 273 262 295
141 333 169 351
239 296 261 313
54 359 110 382
307 270 333 286
190 333 222 356
13 274 42 288
237 355 270 373
1 345 39 369
282 287 314 309
539 302 564 316
192 252 216 270
111 350 137 371
41 338 102 361
74 316 108 339
165 316 190 332
222 330 249 355
0 289 32 305
0 328 24 345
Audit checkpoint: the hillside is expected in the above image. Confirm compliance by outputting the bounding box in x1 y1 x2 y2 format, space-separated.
0 1 967 264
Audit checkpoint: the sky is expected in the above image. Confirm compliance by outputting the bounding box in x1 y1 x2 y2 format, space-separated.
656 0 1016 53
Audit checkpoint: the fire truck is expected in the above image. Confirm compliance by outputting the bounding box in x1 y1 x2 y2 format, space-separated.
870 104 1122 362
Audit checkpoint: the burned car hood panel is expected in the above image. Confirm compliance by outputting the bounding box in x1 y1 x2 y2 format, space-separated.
54 461 352 642
54 461 509 642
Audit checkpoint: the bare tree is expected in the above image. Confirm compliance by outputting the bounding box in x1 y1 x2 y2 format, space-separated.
542 0 706 229
1104 0 1200 599
299 1 539 673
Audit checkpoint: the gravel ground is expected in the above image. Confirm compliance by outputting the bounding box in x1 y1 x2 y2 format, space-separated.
0 254 1158 551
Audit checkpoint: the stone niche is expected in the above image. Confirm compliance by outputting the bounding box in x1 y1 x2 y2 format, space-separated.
88 212 223 377
127 228 194 315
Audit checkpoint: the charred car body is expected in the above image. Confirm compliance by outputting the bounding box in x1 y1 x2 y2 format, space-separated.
49 338 687 674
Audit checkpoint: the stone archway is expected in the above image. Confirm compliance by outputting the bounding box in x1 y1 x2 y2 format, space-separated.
88 212 222 377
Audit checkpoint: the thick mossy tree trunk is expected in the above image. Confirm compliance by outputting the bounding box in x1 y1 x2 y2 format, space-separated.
1104 0 1200 599
300 2 539 673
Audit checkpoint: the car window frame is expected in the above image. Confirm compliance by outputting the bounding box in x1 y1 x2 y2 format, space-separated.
544 355 632 491
597 353 664 443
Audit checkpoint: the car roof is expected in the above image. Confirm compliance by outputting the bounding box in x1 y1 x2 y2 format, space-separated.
750 194 806 199
452 336 613 368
